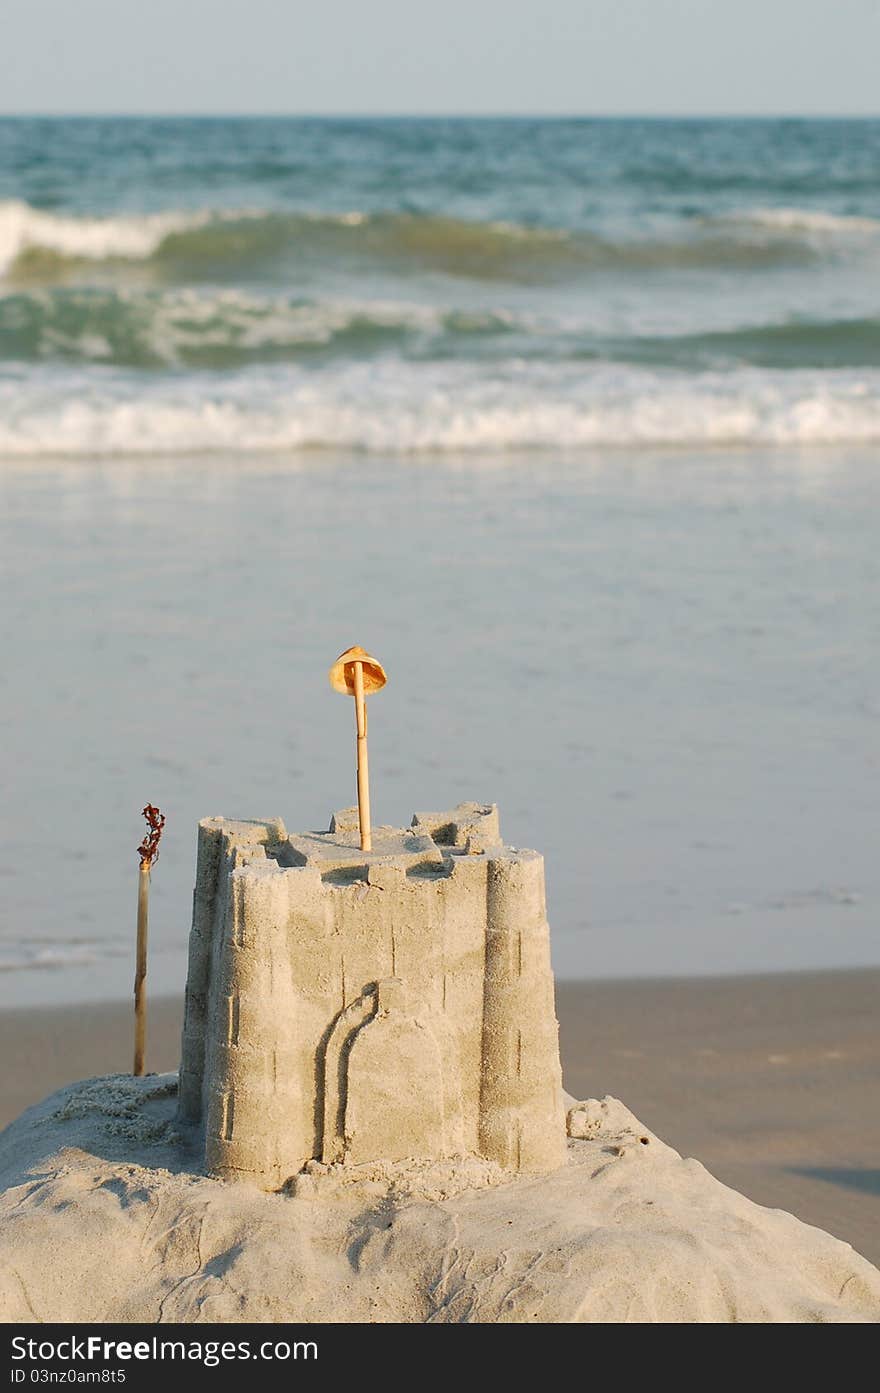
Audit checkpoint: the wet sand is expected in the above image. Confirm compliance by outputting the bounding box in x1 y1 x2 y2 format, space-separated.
1 968 877 1267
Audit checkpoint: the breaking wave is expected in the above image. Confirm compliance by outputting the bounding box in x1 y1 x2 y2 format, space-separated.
2 362 879 456
707 206 880 235
3 286 880 372
3 200 879 284
0 287 520 368
0 200 210 277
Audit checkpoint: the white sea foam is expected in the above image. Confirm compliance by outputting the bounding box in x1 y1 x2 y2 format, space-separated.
0 284 524 369
1 362 879 456
135 290 457 361
713 206 880 236
0 200 215 276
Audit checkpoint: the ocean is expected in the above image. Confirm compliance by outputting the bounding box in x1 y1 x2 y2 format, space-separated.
0 117 877 1004
3 117 880 453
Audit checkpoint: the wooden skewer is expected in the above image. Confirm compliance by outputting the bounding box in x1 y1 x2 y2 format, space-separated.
353 659 372 851
133 861 150 1076
329 647 386 852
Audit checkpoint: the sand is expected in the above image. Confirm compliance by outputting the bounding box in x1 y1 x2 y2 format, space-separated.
1 970 878 1265
1 1077 877 1324
1 970 878 1322
557 970 880 1268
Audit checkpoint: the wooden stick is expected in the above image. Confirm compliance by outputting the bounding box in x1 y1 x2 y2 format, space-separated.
353 659 371 851
133 861 150 1076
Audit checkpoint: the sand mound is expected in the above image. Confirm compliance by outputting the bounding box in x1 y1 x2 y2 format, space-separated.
0 1075 877 1323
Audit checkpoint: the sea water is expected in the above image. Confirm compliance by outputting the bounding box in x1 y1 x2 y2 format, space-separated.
0 118 877 1003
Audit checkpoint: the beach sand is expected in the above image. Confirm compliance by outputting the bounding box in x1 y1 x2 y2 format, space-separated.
5 1080 878 1322
1 968 877 1268
558 970 880 1269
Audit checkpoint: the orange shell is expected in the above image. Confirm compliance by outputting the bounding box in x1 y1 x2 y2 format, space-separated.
329 645 387 695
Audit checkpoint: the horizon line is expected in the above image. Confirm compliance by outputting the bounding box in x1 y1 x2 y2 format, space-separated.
0 110 879 121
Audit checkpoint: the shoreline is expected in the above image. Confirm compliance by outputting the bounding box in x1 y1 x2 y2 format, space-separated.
2 967 878 1266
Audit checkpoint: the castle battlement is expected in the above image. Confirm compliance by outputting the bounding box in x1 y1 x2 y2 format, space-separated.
178 802 566 1188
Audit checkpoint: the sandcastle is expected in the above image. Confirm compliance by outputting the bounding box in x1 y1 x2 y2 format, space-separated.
177 648 565 1187
177 801 567 1187
4 649 879 1324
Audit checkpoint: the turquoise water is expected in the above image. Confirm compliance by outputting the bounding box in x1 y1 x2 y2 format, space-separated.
2 118 880 452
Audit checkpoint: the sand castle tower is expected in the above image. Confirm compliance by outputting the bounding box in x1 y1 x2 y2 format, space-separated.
177 650 566 1188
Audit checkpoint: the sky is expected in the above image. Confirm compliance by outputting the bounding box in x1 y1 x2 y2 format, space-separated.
2 0 879 116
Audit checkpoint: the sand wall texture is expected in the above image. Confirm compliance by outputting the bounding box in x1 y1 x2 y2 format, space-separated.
178 804 566 1187
2 1080 878 1323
